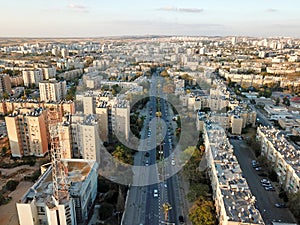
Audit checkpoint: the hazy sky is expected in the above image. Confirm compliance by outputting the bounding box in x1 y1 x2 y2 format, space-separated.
1 0 300 37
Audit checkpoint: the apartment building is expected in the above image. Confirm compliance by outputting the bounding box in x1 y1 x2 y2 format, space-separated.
41 67 56 80
39 80 67 102
96 101 110 143
0 99 75 117
83 92 95 115
5 107 48 157
196 105 257 135
256 126 300 193
22 69 43 87
95 96 130 142
111 99 130 141
61 48 69 58
17 159 98 225
204 123 264 225
10 75 24 87
0 74 12 96
69 114 101 162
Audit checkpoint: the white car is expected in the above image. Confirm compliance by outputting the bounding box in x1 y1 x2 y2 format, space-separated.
153 189 158 197
171 160 176 166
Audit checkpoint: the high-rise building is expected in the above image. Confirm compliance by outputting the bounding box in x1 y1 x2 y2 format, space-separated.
22 69 43 87
96 101 109 143
112 99 130 141
70 114 101 162
39 80 67 102
0 74 12 97
17 159 98 225
5 108 49 157
83 93 95 115
42 67 56 80
61 48 69 58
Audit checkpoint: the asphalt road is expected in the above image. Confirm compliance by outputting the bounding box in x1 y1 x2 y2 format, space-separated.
123 72 184 225
230 139 297 225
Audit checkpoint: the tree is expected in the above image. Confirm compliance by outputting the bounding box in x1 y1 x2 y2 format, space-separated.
2 146 7 155
111 84 122 95
250 99 256 105
160 69 169 77
275 97 280 106
187 183 210 202
1 92 9 99
98 202 114 220
288 190 300 218
5 180 19 191
189 197 216 225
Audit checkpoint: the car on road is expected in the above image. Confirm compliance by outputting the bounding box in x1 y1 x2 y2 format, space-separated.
179 215 184 224
145 160 149 166
265 186 275 191
171 159 176 166
153 189 158 197
255 167 262 171
275 203 287 208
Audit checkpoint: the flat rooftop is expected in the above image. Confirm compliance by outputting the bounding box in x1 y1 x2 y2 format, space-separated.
206 123 264 224
20 159 96 206
258 126 300 177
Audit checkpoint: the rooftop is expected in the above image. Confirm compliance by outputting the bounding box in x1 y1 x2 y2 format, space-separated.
257 126 300 177
205 123 264 224
20 159 96 206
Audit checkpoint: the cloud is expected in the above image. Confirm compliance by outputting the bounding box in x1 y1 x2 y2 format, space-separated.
158 7 203 13
68 3 89 13
266 8 278 12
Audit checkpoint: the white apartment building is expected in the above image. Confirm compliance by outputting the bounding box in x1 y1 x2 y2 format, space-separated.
256 126 300 193
83 93 95 115
41 67 56 80
17 159 98 225
70 114 101 163
39 80 67 102
23 69 43 87
111 99 130 141
204 123 264 225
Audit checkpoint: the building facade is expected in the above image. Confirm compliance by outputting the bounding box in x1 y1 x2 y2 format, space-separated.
0 74 12 97
39 80 67 102
204 123 264 225
17 159 98 225
5 108 49 157
256 126 300 193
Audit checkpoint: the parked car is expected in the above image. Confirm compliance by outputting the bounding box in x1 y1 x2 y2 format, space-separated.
275 203 287 208
179 215 184 224
265 186 275 191
260 178 269 183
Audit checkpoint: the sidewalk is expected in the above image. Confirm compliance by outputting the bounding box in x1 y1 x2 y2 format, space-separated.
178 171 192 225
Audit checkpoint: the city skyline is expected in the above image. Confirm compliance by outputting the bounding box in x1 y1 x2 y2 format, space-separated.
1 0 300 38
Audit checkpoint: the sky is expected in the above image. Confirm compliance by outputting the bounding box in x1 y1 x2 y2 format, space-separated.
0 0 300 37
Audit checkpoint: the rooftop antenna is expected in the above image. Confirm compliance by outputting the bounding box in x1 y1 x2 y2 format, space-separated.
48 107 69 202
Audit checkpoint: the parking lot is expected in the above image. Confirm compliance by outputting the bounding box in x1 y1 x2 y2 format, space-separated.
230 139 297 225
